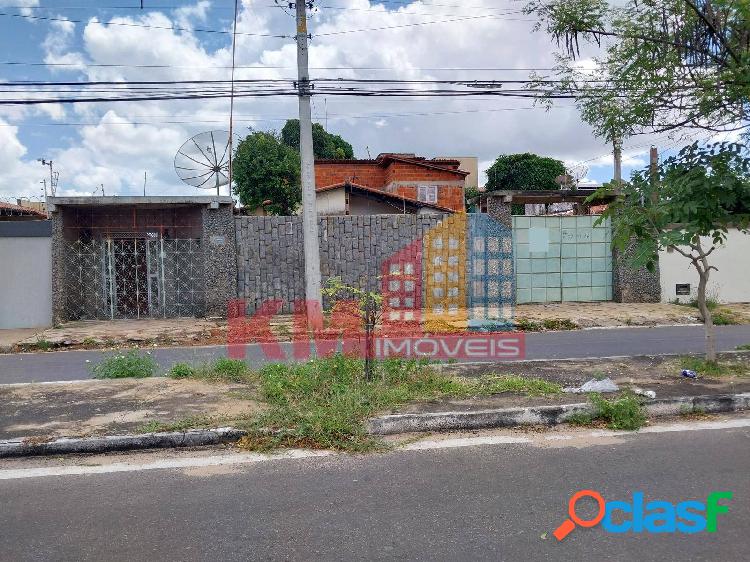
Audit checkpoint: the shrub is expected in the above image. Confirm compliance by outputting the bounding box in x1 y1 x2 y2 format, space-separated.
168 363 195 379
589 393 647 430
91 351 156 379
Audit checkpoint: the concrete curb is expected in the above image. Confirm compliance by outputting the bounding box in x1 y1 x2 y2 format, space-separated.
366 392 750 435
0 427 247 458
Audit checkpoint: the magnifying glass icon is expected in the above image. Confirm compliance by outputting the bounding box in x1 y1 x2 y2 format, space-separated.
553 489 606 541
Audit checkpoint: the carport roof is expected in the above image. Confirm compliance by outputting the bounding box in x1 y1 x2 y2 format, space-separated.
48 196 234 211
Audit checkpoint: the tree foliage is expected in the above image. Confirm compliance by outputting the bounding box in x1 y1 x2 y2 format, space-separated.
526 0 750 141
281 119 355 159
233 131 301 215
485 153 567 191
592 142 750 359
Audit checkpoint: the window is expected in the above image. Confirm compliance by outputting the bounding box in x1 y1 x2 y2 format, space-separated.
417 185 438 204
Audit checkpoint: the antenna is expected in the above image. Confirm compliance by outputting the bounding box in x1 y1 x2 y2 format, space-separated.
174 130 232 196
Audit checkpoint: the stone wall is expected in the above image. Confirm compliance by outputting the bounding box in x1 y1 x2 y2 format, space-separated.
235 214 445 313
612 240 661 303
202 204 238 317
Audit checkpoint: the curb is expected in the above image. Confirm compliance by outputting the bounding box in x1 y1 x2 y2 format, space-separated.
0 427 247 459
366 392 750 435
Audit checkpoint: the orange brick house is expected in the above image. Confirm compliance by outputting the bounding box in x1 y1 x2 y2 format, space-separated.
314 153 468 215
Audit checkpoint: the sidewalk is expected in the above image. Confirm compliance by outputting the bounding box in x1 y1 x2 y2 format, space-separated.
5 302 749 353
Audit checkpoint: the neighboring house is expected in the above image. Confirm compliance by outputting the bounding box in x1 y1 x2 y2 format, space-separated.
436 156 478 189
314 153 468 215
0 201 47 221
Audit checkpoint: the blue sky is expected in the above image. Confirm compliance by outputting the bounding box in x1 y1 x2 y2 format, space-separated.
0 0 682 201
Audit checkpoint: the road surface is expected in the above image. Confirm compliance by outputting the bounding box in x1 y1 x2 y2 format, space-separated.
1 417 748 561
1 324 749 384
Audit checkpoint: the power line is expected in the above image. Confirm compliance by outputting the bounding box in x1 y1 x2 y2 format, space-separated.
0 11 289 38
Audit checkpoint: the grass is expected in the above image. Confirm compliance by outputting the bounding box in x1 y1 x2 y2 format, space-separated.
515 318 578 332
567 392 647 431
679 356 749 377
736 344 750 351
230 355 562 453
91 351 157 379
167 358 253 383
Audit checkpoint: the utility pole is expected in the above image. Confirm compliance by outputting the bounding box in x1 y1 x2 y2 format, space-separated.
38 158 57 196
649 145 659 204
295 0 323 330
613 137 622 186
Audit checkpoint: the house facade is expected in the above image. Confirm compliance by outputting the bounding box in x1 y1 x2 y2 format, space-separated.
314 153 467 215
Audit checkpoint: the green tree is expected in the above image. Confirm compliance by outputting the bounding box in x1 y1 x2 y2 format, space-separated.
525 0 750 144
233 131 301 215
485 153 566 214
281 119 355 159
592 142 750 361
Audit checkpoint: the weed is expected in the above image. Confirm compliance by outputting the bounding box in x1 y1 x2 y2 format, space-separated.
166 358 252 383
736 344 750 351
711 310 739 325
589 392 647 430
91 351 156 379
82 337 99 347
679 356 748 377
213 358 248 380
33 339 54 351
515 318 577 331
565 393 647 430
168 362 195 379
542 318 578 331
235 355 562 453
515 318 543 331
678 404 708 419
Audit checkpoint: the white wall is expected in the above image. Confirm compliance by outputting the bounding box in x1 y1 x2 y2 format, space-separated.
659 229 750 303
316 188 346 215
0 236 53 329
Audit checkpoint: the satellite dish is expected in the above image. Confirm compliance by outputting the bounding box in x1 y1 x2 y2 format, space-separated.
174 130 232 194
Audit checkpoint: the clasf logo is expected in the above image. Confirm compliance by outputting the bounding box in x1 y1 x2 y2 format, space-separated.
554 490 733 541
227 299 525 361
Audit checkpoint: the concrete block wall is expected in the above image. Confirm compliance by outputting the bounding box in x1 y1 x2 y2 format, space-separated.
235 214 445 313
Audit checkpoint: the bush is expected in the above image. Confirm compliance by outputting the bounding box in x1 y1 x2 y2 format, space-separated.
168 363 195 379
589 393 647 430
212 358 249 381
91 351 156 379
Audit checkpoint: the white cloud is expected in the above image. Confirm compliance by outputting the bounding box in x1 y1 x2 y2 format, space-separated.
0 0 39 17
2 0 647 195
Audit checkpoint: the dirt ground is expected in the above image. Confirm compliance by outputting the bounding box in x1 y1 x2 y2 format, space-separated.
6 302 749 353
0 378 262 441
399 352 750 414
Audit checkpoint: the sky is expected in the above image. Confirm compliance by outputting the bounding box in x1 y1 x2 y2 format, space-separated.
0 0 684 202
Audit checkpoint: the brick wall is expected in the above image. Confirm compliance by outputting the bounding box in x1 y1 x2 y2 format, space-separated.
315 162 386 189
235 214 445 313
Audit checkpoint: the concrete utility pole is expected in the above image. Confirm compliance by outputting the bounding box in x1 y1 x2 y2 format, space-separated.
613 137 622 185
295 0 323 329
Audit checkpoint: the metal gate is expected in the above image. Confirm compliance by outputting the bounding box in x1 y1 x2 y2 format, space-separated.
63 237 205 320
513 215 612 303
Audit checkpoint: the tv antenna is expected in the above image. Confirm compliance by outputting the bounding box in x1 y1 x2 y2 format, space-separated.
174 130 232 196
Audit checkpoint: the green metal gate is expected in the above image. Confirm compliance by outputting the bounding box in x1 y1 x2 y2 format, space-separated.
513 215 612 303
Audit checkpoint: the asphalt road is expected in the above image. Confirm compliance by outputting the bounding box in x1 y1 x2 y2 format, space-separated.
1 420 748 561
1 324 749 384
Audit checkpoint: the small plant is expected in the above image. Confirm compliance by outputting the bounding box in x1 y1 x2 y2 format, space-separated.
33 339 54 351
566 411 595 426
213 358 249 380
589 392 647 430
82 337 99 347
736 344 750 351
542 318 578 331
515 318 543 331
91 351 157 379
711 310 738 326
679 356 747 377
168 362 195 379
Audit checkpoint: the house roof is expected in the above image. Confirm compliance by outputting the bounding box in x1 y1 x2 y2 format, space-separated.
482 189 616 205
315 154 469 177
317 181 455 213
0 201 46 218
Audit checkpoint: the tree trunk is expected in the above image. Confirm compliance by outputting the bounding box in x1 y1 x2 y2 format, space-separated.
695 266 716 362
